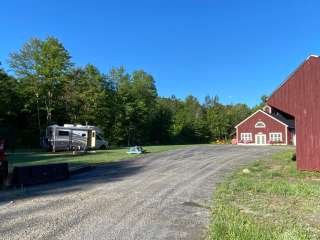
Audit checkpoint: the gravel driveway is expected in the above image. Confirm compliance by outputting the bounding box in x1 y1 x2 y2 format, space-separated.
0 145 286 240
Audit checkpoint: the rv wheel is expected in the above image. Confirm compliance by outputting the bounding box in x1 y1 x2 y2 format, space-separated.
99 145 107 150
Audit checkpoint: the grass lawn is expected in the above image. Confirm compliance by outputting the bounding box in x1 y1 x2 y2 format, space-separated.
208 149 320 240
7 144 195 172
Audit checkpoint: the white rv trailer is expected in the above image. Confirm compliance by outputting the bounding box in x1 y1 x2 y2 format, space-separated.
45 124 108 152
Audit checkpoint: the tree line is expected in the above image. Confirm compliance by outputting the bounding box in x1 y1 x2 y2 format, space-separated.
0 36 266 148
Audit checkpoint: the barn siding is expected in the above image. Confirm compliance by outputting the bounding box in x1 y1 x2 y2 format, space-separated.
236 111 287 144
287 129 294 145
268 56 320 171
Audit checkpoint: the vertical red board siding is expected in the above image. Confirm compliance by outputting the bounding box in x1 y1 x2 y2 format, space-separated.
268 56 320 171
287 130 293 145
237 111 287 144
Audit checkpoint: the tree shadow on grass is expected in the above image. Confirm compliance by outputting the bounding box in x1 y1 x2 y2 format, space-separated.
0 158 145 205
7 150 117 164
6 150 149 173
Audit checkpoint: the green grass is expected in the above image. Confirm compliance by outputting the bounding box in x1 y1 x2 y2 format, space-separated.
7 144 195 171
208 149 320 240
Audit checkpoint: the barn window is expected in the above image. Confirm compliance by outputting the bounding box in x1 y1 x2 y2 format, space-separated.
255 121 266 128
241 133 252 141
270 132 282 142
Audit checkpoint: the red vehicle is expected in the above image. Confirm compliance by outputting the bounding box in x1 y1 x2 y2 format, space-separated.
0 139 8 185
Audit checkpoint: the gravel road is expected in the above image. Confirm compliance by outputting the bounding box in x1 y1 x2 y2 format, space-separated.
0 145 286 240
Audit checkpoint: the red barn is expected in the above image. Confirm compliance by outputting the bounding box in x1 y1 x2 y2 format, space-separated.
235 109 295 145
267 55 320 171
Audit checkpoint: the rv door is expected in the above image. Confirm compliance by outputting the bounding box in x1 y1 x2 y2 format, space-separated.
88 130 96 149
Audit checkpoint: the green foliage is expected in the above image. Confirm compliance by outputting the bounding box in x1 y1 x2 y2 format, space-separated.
208 150 320 239
210 203 311 240
210 204 277 240
2 36 257 147
172 95 210 143
63 64 113 125
113 69 158 145
252 94 269 112
205 95 252 140
0 69 20 123
9 36 73 134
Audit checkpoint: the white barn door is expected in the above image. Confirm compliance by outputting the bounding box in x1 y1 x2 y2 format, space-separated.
292 130 296 146
255 134 266 145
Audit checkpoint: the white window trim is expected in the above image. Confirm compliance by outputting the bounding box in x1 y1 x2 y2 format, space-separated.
240 133 252 141
269 132 282 142
255 121 266 128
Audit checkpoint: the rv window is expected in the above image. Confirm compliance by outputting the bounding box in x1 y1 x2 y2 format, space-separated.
58 131 69 136
82 133 86 137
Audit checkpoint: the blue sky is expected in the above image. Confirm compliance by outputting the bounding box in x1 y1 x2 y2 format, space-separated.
1 0 320 106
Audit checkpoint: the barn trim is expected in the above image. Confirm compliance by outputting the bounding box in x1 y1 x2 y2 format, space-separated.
255 121 266 128
235 110 288 129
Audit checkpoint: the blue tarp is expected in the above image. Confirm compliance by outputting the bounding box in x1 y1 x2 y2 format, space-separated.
127 146 145 154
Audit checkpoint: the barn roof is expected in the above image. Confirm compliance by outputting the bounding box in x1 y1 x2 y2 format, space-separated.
270 113 295 128
235 109 289 128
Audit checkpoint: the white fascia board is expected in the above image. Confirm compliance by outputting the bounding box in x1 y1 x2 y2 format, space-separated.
235 110 288 128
